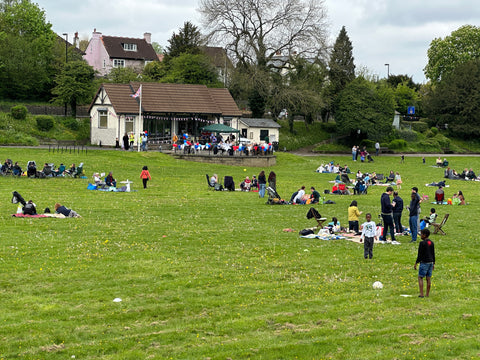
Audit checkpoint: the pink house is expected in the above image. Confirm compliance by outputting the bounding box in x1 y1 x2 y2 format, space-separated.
83 29 158 76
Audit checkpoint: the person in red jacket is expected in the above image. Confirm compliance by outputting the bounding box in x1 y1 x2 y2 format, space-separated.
140 166 152 189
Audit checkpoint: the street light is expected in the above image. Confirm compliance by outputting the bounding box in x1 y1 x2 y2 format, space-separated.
62 33 68 63
63 33 68 117
384 63 390 78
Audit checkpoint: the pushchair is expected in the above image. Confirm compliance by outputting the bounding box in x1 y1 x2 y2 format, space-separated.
266 186 286 205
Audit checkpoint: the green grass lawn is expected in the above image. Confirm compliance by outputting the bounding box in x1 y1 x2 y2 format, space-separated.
0 149 479 359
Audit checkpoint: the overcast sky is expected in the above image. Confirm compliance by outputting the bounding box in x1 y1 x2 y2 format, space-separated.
37 0 480 84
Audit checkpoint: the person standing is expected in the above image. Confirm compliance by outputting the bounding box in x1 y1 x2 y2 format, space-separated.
348 200 362 234
414 228 435 297
375 142 380 156
380 186 397 243
123 133 129 151
140 166 152 189
352 145 357 161
412 186 422 233
268 171 276 191
408 190 420 242
392 191 404 235
258 170 267 198
360 213 377 259
129 132 135 149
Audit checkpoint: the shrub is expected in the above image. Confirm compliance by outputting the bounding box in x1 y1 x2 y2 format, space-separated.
36 115 55 131
396 129 417 142
425 130 435 138
388 139 407 149
360 139 375 149
63 118 80 131
430 127 439 135
410 121 428 133
320 122 336 133
10 105 28 120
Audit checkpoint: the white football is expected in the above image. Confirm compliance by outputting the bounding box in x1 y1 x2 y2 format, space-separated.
372 281 383 289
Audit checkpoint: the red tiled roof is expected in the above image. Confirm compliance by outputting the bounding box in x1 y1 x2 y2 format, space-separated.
93 82 242 117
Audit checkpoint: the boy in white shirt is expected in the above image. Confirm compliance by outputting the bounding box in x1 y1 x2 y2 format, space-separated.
360 213 377 259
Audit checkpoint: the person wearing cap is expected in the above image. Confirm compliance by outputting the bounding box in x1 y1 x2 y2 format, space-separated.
408 187 421 242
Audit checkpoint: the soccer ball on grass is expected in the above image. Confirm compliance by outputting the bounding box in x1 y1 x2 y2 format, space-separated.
372 281 383 289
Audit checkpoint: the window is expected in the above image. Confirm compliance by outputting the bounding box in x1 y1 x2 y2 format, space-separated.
125 116 134 134
99 110 108 128
113 59 125 68
123 43 137 51
241 129 247 138
260 129 269 141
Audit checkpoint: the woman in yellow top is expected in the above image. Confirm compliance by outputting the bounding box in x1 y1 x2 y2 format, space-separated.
172 133 178 144
348 200 363 234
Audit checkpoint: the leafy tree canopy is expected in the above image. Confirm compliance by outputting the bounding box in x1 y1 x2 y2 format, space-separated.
424 59 480 139
51 60 96 117
424 25 480 83
165 21 202 61
160 53 222 87
335 77 395 142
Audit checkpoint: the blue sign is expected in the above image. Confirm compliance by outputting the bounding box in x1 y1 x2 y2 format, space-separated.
407 106 415 115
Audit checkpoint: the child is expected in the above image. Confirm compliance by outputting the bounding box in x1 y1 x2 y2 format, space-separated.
327 217 340 234
395 172 402 189
140 165 152 189
414 228 435 297
348 200 362 234
421 208 437 229
360 213 377 259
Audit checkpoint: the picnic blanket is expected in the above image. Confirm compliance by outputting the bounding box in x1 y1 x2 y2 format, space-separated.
12 213 66 218
301 234 346 240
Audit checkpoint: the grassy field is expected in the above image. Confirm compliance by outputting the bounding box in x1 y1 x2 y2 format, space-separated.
0 148 479 359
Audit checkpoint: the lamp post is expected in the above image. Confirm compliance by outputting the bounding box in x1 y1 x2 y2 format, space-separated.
62 33 68 62
385 63 390 78
63 33 68 116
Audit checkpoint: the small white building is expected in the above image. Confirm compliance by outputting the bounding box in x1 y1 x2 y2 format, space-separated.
89 82 242 146
232 118 281 144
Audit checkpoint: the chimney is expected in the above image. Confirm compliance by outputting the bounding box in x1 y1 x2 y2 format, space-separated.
144 32 151 44
92 28 101 40
74 31 79 48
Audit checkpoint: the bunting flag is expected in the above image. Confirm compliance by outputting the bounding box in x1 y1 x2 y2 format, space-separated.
131 85 142 99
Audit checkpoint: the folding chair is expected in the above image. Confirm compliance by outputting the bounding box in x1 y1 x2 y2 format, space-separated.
206 174 215 190
306 207 327 228
432 214 449 235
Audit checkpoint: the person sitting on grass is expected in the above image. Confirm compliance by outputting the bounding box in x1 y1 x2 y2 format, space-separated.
105 172 117 187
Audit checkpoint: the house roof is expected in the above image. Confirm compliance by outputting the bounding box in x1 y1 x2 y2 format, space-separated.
102 36 157 61
239 118 281 128
90 82 242 117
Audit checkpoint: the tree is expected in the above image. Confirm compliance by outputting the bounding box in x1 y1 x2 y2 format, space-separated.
107 67 142 83
328 26 355 95
152 41 163 54
394 82 419 115
199 0 328 70
335 77 395 142
424 59 480 138
51 60 95 118
161 53 222 87
424 25 480 83
165 21 202 60
0 0 56 100
326 26 356 118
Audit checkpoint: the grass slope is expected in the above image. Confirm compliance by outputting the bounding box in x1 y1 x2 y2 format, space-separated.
0 149 479 359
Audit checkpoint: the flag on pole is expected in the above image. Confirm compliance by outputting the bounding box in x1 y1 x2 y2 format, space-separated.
131 85 142 99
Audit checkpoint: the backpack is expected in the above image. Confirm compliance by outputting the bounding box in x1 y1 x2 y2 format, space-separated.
23 203 36 215
299 229 314 236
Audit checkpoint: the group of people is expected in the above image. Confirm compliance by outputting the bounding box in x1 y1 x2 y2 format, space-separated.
444 167 478 181
12 191 81 217
119 132 148 151
1 159 81 178
352 145 374 162
290 186 321 204
434 186 465 205
316 162 351 174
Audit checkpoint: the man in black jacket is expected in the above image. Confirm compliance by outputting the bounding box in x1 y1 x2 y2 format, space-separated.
380 186 397 243
393 191 404 234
